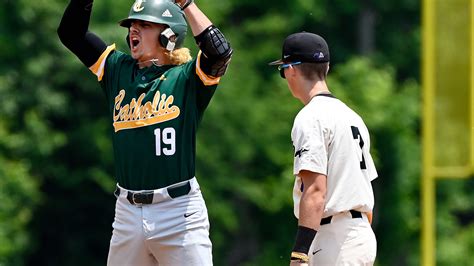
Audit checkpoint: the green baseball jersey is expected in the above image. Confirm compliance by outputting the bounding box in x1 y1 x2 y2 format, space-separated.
89 44 220 190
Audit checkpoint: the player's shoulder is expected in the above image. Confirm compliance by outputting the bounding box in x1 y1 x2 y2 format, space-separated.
165 59 201 80
181 57 198 71
103 50 137 71
299 96 335 116
159 59 195 80
294 103 323 129
295 96 345 126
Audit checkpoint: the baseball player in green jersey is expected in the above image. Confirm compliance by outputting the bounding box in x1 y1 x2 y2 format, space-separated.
269 32 377 265
58 0 232 265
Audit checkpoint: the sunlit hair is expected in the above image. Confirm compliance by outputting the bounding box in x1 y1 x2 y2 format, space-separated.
298 62 330 81
167 47 192 65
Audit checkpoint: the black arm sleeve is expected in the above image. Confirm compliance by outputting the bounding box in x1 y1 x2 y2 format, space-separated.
194 25 233 77
57 0 107 68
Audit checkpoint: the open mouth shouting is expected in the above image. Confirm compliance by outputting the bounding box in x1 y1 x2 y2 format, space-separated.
130 35 140 51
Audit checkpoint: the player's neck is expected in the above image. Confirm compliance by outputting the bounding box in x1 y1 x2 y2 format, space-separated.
137 52 170 69
137 58 161 68
304 81 330 105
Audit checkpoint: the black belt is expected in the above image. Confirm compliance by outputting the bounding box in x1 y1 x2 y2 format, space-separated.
114 181 191 205
320 210 363 225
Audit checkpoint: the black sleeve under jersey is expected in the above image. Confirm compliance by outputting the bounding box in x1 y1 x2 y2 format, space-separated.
57 0 107 67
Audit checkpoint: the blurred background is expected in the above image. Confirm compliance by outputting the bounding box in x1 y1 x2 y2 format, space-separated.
1 0 473 265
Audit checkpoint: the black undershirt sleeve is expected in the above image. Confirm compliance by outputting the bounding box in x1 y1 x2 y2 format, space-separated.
57 0 107 68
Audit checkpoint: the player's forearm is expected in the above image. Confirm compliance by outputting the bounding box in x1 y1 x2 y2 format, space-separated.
289 190 324 265
181 1 233 77
182 3 212 36
58 0 106 67
298 190 325 230
58 0 93 45
296 170 326 230
290 172 326 263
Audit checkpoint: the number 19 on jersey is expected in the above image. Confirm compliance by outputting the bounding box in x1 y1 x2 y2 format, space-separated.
154 127 176 156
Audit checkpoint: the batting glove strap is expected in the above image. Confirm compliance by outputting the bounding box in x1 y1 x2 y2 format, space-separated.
290 252 310 263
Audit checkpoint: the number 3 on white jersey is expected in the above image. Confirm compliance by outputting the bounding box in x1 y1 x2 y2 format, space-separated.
154 127 176 156
351 126 367 170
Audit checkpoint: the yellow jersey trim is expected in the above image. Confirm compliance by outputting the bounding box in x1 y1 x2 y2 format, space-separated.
89 44 116 82
195 51 220 86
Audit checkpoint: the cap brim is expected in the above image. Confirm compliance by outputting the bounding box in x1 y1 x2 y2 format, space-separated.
268 59 284 66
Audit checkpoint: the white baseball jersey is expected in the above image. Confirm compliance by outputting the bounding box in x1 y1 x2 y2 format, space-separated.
292 94 378 219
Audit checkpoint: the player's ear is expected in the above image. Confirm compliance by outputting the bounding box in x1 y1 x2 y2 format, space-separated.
288 64 298 78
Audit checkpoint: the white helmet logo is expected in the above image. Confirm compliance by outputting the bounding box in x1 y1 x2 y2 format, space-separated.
133 0 146 12
162 9 173 17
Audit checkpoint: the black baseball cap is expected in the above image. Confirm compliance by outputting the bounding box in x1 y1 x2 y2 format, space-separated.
268 32 330 65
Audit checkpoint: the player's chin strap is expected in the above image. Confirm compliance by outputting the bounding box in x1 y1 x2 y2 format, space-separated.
137 59 161 66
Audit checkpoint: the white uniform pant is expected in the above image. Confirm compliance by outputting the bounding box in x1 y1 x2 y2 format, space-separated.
107 178 212 266
309 212 377 266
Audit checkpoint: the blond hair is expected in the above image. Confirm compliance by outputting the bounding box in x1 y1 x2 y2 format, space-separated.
167 47 193 65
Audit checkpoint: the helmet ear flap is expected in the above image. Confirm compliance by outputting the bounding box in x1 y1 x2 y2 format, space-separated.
160 27 177 51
